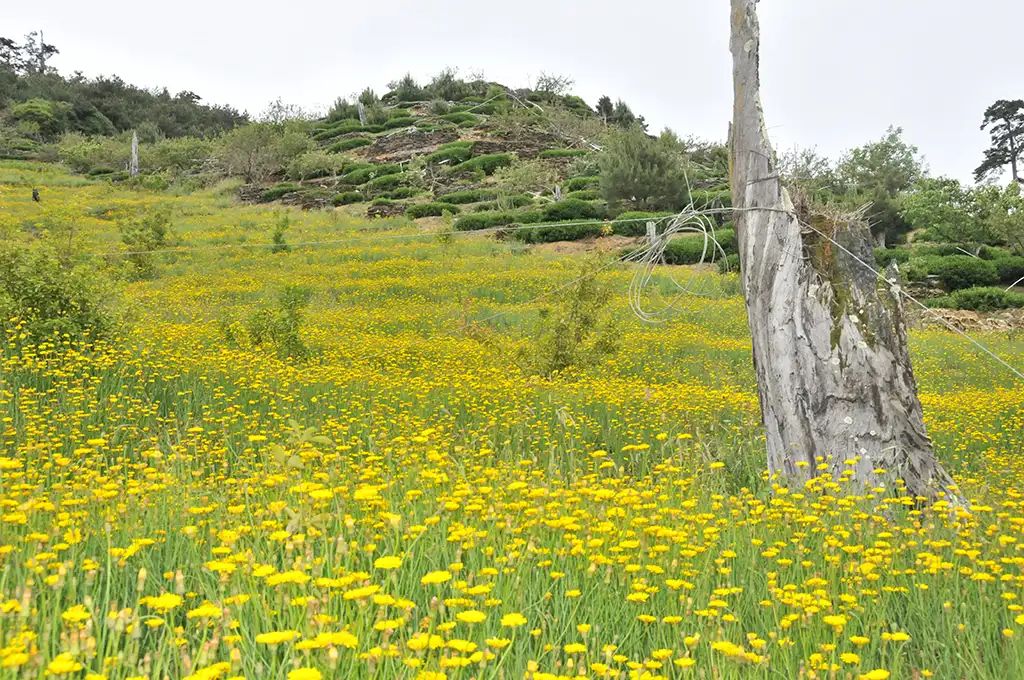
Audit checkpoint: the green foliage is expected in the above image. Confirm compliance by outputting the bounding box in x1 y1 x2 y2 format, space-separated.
425 68 474 102
610 211 675 237
332 191 364 206
326 97 360 122
405 202 462 219
717 253 741 274
117 206 174 280
566 189 600 201
687 189 732 210
472 195 534 212
901 177 990 245
259 183 303 203
287 150 349 181
237 285 315 360
975 100 1024 183
341 164 402 185
383 117 416 130
995 257 1024 286
454 210 543 231
55 133 128 174
424 143 475 166
976 181 1024 255
599 128 689 211
928 255 1000 291
327 137 372 153
492 159 560 196
835 126 925 197
435 188 499 204
270 212 290 254
512 221 604 244
874 248 912 268
0 242 116 343
926 287 1024 312
564 176 600 192
363 172 412 192
541 198 603 222
459 153 514 176
538 149 589 159
516 258 618 377
219 123 313 183
663 234 728 265
387 73 427 103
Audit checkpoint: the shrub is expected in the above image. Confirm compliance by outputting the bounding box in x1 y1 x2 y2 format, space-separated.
875 248 912 268
994 257 1024 285
363 173 410 191
332 191 363 206
117 206 175 280
712 228 737 254
687 188 732 209
381 187 421 200
610 211 675 236
542 198 604 222
287 150 349 180
600 128 688 211
566 189 600 201
260 183 303 203
564 176 600 192
239 285 315 360
439 112 481 125
383 117 416 130
436 188 499 204
0 242 117 344
717 253 742 274
512 221 604 244
459 153 514 175
538 149 589 159
454 210 543 231
327 137 372 153
929 255 999 291
473 195 533 212
405 202 462 219
663 235 722 265
925 287 1024 312
341 164 402 185
424 144 475 166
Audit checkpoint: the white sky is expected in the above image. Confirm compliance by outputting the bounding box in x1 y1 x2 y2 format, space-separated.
7 0 1023 182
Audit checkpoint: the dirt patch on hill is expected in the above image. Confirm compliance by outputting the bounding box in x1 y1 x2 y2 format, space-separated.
359 130 459 163
911 307 1024 332
531 235 640 254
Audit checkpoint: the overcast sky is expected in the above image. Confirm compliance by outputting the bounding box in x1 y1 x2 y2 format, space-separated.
6 0 1022 182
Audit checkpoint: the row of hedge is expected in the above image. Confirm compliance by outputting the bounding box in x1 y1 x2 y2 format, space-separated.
898 254 1024 291
455 199 605 232
925 287 1024 312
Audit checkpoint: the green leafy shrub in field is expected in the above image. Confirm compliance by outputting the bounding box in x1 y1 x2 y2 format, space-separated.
717 253 741 274
512 221 604 244
260 183 303 203
454 210 543 231
874 248 912 268
928 255 999 291
459 153 514 175
473 195 534 212
117 206 175 279
610 211 675 236
327 137 372 153
599 128 689 211
565 176 600 192
541 198 604 222
287 150 349 180
566 189 600 201
381 187 421 200
516 258 619 377
663 235 723 265
424 144 475 166
332 191 363 206
687 188 732 209
270 211 290 254
994 257 1024 285
383 117 416 130
538 149 589 159
0 242 117 343
436 188 499 204
341 164 402 185
363 173 411 192
239 285 315 360
925 287 1024 312
405 202 462 219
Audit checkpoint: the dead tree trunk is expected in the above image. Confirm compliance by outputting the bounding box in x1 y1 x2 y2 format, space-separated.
129 131 140 178
728 0 960 502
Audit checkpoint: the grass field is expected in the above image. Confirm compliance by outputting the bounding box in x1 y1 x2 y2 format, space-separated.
2 161 1024 680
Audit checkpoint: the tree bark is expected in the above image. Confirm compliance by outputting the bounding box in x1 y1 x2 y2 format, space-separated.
728 0 961 503
130 131 140 178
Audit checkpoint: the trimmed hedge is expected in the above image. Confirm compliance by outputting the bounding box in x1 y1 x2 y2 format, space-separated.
383 118 416 130
875 248 912 268
687 188 732 209
440 112 481 125
610 211 675 236
381 187 421 200
717 253 741 274
327 137 372 153
511 221 605 244
566 189 600 201
454 210 544 231
260 183 303 202
538 149 590 159
435 188 499 204
926 287 1024 312
995 257 1024 285
459 153 515 175
663 234 728 265
341 164 403 185
332 191 364 206
472 195 534 212
363 172 410 191
564 176 600 192
405 202 462 219
424 144 475 166
541 198 604 222
929 256 999 291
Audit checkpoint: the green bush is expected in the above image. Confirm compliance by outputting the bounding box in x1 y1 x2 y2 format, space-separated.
341 164 402 185
117 206 175 280
327 137 372 153
363 172 410 191
380 187 419 200
610 211 675 237
436 188 499 204
538 149 589 159
0 242 117 344
565 176 600 192
542 198 604 222
925 287 1024 312
713 228 737 254
875 248 912 268
473 195 534 212
995 257 1024 285
717 253 742 274
512 221 604 244
424 144 475 166
459 153 514 175
687 188 732 210
566 189 600 201
383 117 416 130
663 235 722 265
86 166 117 176
332 191 364 206
239 285 315 360
439 112 481 125
287 150 349 180
929 256 999 291
260 183 303 203
405 202 462 219
454 210 543 231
